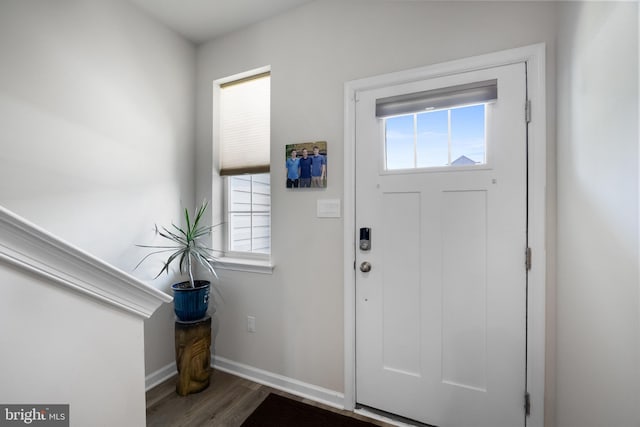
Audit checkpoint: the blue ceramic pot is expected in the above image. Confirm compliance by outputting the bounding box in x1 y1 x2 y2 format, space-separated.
171 280 210 321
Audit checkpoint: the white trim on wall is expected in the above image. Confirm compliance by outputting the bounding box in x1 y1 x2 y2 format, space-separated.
146 356 346 408
0 205 172 319
343 43 547 427
637 5 640 398
213 356 345 408
145 362 177 391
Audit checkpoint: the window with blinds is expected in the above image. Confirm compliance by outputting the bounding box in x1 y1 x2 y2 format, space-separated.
218 70 271 257
219 72 271 176
378 80 495 170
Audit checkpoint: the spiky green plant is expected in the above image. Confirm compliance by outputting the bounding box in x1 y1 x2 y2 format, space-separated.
137 201 219 288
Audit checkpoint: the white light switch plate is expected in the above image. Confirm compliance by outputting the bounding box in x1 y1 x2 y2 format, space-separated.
317 199 341 218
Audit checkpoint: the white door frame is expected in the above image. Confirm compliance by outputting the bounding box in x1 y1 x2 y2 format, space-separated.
343 43 546 427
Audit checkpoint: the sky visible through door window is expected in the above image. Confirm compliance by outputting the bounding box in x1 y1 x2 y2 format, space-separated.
385 104 486 170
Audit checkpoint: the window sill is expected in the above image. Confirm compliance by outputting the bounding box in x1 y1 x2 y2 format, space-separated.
214 256 274 275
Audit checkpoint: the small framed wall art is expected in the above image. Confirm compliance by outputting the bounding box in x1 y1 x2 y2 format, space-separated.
285 141 327 189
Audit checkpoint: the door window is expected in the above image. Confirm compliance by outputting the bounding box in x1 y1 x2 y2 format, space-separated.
384 103 486 171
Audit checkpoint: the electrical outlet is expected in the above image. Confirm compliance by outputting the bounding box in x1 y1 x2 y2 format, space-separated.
247 315 256 333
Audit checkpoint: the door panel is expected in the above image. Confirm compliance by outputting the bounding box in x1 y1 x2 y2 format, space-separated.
355 62 527 427
441 189 487 392
382 192 421 376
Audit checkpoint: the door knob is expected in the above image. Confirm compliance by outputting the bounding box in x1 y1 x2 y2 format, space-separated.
360 261 372 272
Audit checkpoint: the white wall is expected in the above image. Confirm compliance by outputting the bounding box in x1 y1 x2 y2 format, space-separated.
556 3 639 427
0 203 169 426
196 0 557 396
0 266 147 426
0 0 197 376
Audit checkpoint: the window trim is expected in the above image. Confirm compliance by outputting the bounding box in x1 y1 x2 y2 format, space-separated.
214 255 274 275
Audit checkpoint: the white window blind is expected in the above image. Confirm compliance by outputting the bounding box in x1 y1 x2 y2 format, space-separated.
376 79 497 118
219 72 270 176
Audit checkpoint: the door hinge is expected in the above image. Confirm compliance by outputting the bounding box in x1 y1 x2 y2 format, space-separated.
524 391 531 416
525 99 532 123
525 247 532 271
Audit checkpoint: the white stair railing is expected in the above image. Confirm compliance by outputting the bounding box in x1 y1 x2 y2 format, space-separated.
0 204 171 317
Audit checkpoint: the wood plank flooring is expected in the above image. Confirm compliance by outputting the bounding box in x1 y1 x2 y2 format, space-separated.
146 369 395 427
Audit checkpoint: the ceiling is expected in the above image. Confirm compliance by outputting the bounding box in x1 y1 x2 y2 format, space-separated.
128 0 315 44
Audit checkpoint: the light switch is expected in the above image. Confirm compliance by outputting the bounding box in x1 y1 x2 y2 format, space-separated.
317 199 341 218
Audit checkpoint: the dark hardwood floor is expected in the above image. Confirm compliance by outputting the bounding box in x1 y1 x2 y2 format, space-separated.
146 369 396 427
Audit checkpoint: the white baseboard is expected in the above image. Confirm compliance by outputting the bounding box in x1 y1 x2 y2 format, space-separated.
212 356 345 409
146 356 346 411
145 362 176 391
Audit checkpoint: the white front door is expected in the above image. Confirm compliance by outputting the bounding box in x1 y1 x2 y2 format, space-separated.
355 62 528 427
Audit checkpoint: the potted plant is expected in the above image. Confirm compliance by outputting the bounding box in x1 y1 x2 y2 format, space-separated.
137 200 219 322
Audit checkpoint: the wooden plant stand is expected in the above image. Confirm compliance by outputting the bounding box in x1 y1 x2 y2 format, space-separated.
174 315 211 396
